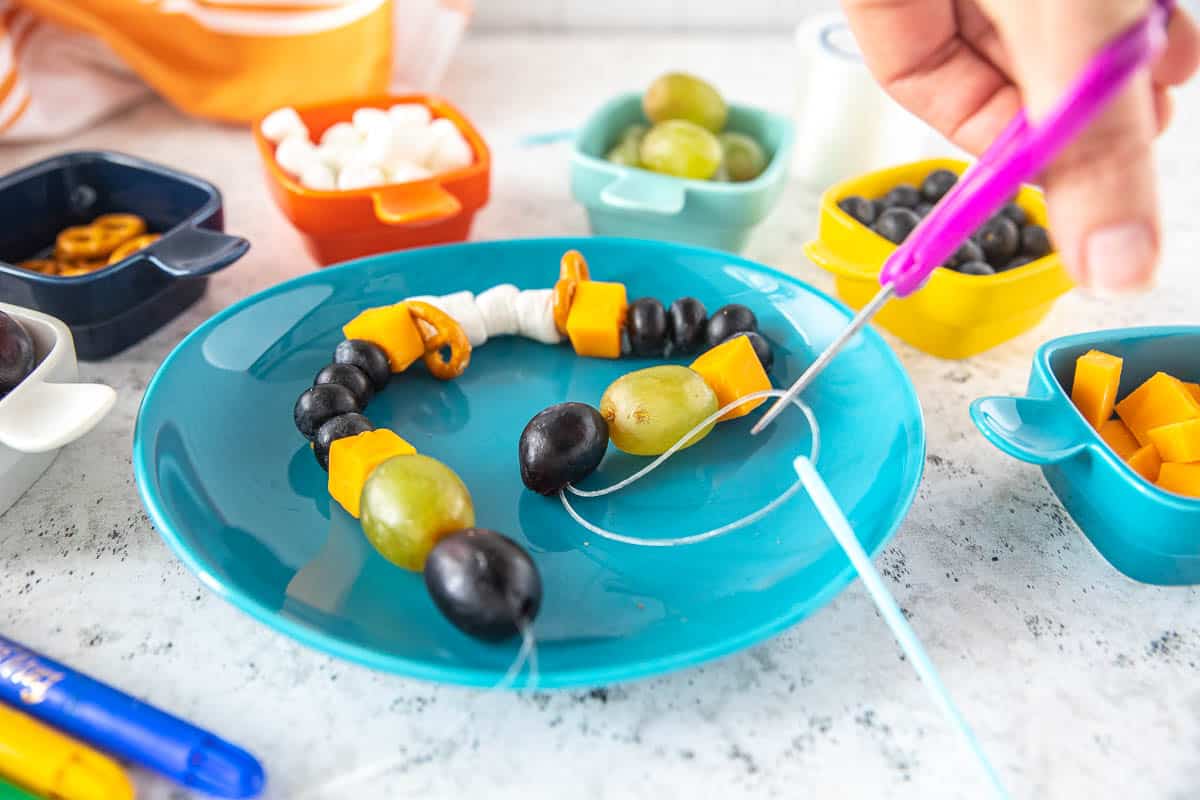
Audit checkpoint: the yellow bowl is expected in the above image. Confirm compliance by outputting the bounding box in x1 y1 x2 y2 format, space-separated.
804 158 1073 360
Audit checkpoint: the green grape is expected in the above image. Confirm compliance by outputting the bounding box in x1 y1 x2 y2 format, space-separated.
718 132 768 182
360 454 475 571
639 120 722 180
606 124 647 167
643 72 728 132
600 365 718 456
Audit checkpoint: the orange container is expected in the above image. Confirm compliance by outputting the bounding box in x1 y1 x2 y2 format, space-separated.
253 94 491 265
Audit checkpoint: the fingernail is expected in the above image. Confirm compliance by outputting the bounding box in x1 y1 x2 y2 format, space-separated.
1084 222 1156 293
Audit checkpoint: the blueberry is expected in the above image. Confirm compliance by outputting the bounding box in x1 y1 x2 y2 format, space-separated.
975 215 1020 265
957 260 995 276
883 184 921 209
519 402 609 495
837 195 876 226
314 363 373 406
313 412 373 470
723 331 773 372
920 169 957 202
667 297 708 355
872 207 921 244
945 239 984 270
1002 255 1034 272
705 304 758 348
294 383 359 440
334 339 391 391
424 528 542 642
626 298 669 357
915 203 933 218
619 327 632 357
1020 224 1052 259
999 203 1028 226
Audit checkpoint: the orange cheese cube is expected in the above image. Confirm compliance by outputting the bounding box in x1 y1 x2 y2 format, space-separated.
1186 382 1200 404
1146 418 1200 464
1098 418 1140 460
328 429 417 518
1070 350 1123 429
1156 463 1200 498
1125 444 1162 483
689 334 772 421
342 303 426 372
566 281 628 359
1115 372 1200 446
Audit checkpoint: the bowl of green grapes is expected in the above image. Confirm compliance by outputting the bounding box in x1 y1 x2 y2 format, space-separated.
570 73 795 254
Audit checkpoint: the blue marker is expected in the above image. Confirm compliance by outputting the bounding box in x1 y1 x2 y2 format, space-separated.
0 634 264 798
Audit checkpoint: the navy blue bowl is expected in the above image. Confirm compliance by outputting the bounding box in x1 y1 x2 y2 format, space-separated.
0 151 249 360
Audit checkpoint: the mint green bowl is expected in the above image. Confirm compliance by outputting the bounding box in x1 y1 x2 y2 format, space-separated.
570 93 795 253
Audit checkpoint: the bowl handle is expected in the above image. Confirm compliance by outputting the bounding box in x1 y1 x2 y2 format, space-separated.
0 381 116 453
599 175 686 216
802 239 879 280
372 183 462 226
146 225 251 278
970 395 1086 465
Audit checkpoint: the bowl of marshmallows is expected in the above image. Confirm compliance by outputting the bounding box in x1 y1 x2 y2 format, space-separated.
254 95 491 265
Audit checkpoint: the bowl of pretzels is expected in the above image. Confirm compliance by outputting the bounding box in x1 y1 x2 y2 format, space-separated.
0 151 250 360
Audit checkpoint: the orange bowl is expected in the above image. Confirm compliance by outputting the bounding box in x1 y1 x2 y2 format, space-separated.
253 94 491 265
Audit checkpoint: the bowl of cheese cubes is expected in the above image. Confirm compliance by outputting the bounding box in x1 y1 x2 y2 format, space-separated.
255 94 490 265
971 326 1200 586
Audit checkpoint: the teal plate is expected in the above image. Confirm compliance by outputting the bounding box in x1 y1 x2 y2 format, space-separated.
133 237 925 689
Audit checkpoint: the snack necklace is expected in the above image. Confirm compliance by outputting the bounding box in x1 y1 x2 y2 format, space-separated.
753 0 1173 435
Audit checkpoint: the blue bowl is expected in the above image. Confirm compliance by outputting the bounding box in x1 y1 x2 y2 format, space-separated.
0 151 249 360
133 237 925 688
570 94 794 253
971 327 1200 586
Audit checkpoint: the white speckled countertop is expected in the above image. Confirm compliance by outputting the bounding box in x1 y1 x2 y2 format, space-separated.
1 34 1198 800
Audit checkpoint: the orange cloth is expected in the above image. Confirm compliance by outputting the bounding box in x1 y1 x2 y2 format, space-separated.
0 0 470 139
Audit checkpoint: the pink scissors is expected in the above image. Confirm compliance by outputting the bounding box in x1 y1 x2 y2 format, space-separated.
754 0 1175 435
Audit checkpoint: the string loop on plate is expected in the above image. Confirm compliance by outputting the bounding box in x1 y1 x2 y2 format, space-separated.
559 389 819 547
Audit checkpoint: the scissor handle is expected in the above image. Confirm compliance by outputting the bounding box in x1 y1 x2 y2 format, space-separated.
881 0 1173 297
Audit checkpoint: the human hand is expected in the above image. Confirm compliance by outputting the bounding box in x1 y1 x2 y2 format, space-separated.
842 0 1200 292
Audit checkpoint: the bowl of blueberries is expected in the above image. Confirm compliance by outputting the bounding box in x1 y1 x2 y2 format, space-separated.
804 158 1072 359
0 303 116 515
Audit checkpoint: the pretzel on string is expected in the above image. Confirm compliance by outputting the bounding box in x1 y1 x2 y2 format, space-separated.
406 301 472 380
107 234 161 265
553 249 591 335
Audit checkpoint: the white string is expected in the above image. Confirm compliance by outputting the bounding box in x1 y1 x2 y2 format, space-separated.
559 389 819 546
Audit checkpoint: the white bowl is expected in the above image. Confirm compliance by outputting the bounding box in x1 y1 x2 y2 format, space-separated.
0 303 116 516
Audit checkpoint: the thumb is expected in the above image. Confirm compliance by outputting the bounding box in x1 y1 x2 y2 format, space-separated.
987 1 1160 293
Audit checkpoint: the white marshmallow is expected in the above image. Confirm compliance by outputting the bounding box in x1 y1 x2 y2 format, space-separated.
386 161 433 184
475 284 521 338
515 289 563 344
343 125 392 169
427 132 473 172
260 107 307 144
316 143 356 170
337 163 385 191
389 124 438 166
320 121 362 149
388 103 433 130
421 291 488 347
274 135 321 176
352 107 391 135
299 162 336 190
